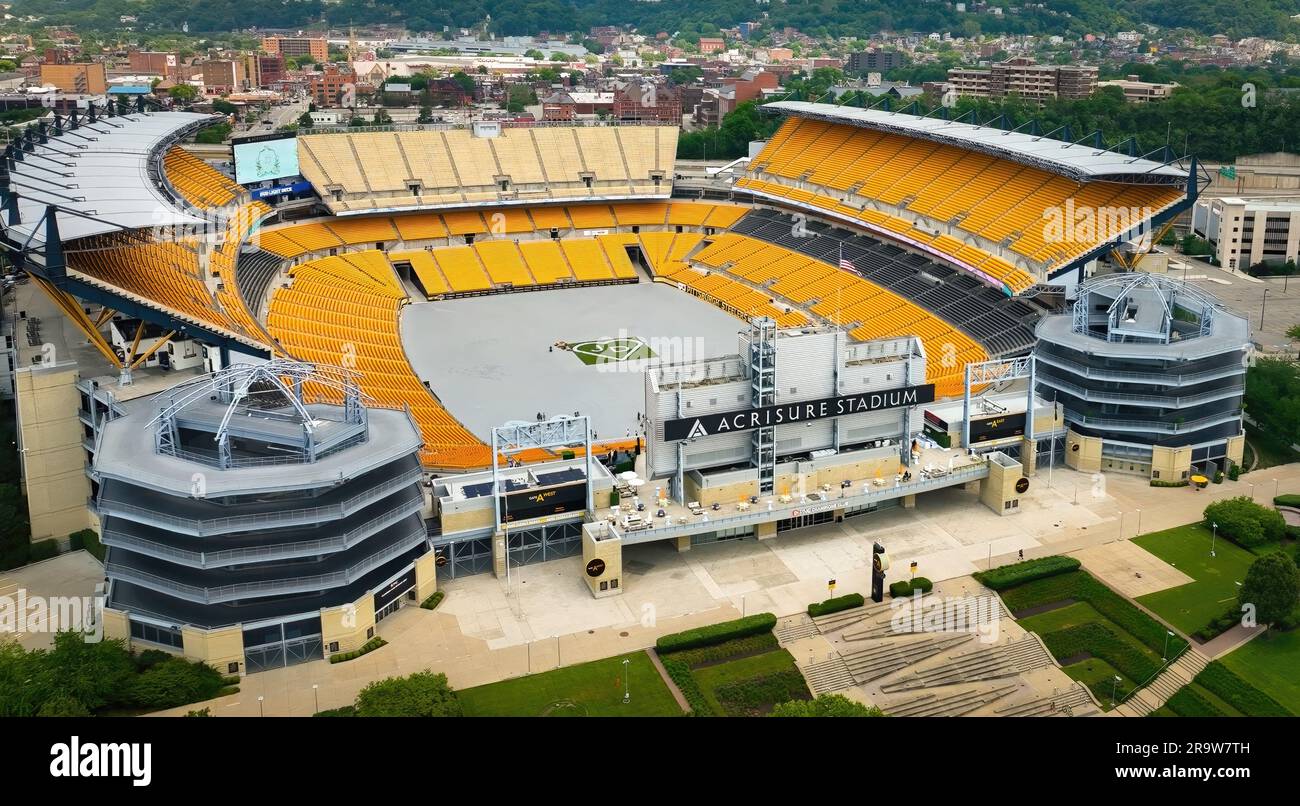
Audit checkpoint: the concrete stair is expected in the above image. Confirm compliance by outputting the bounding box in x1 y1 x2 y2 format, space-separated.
995 684 1098 717
774 614 820 644
802 657 856 696
842 634 973 683
887 683 1019 717
1113 647 1211 717
880 636 1051 693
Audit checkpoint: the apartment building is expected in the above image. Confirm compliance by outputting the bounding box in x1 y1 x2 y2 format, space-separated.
261 36 329 63
947 57 1097 104
39 62 107 94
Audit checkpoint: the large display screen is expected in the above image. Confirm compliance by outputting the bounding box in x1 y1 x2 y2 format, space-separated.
233 136 300 184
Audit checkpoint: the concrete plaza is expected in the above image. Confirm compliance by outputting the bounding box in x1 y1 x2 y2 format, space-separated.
152 460 1300 716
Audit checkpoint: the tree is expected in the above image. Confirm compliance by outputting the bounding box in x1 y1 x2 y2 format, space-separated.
1286 323 1300 342
450 71 476 97
211 98 239 118
506 85 536 114
297 111 314 128
417 104 435 124
523 49 544 60
1204 496 1287 548
373 108 393 125
354 670 461 717
770 694 885 717
168 83 198 105
1238 552 1300 627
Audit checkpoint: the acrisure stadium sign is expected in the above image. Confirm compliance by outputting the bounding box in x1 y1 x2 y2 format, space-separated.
664 384 935 441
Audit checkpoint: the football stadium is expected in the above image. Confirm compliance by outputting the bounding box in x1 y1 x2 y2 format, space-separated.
1 98 1238 673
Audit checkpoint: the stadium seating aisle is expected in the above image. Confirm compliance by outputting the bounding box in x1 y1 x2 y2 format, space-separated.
266 251 490 469
747 116 1185 273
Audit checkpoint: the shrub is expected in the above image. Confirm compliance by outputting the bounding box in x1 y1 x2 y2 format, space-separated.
912 577 934 594
328 636 387 664
1164 686 1229 717
656 613 777 654
69 529 104 561
1150 479 1189 488
1193 606 1241 643
1204 497 1286 548
663 633 778 668
125 655 229 711
27 539 58 563
1275 494 1300 508
661 656 711 716
1237 552 1300 626
1228 464 1240 482
1194 662 1292 716
1213 471 1224 484
420 591 445 610
973 555 1081 591
312 705 357 717
770 693 884 717
888 580 913 598
808 593 864 617
712 669 810 717
354 670 461 717
1041 622 1162 687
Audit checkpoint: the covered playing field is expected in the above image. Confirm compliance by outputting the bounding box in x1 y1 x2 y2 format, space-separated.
400 283 746 441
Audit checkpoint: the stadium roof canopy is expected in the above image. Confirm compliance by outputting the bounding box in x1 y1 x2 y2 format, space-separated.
3 110 221 248
763 101 1188 184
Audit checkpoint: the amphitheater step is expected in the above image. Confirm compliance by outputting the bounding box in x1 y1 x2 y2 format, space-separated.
887 682 1019 717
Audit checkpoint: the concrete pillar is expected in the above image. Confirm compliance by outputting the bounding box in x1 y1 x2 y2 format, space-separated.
901 494 916 509
756 521 777 540
1021 437 1038 476
414 550 437 604
492 531 508 578
674 535 691 552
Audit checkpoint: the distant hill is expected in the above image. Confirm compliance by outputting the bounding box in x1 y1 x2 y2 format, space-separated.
12 0 1300 43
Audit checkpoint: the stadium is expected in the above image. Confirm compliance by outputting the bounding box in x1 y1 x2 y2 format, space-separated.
0 96 1234 672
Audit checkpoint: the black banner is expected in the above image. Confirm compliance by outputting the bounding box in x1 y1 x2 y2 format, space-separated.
501 482 587 523
664 384 935 441
970 412 1027 444
373 569 415 610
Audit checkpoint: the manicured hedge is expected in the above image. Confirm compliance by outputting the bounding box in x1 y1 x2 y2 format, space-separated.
1194 661 1293 716
328 636 387 664
808 593 864 617
660 657 711 716
1164 685 1230 717
27 539 58 563
1001 571 1188 658
421 591 445 610
1193 606 1241 643
888 578 935 598
912 577 933 594
1041 622 1162 685
713 669 810 717
655 613 777 654
313 706 358 717
1150 479 1189 488
973 555 1081 591
663 633 778 668
69 529 105 561
1275 494 1300 508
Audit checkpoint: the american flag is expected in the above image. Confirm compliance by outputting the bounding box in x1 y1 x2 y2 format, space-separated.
839 257 855 271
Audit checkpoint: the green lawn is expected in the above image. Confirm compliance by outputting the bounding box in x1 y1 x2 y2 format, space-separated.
457 652 682 717
690 648 804 717
1219 629 1300 715
1020 602 1163 708
567 337 655 366
1132 525 1257 635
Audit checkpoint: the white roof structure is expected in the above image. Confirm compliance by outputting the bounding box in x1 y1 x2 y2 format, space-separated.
4 110 220 247
764 101 1188 184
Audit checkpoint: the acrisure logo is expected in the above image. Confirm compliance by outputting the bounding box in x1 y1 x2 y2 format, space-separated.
49 736 152 787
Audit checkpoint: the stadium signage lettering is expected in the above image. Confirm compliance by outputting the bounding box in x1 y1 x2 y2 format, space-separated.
664 384 935 441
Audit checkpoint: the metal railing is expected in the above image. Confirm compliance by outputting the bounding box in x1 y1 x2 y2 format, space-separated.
105 527 428 604
99 492 424 568
1061 410 1241 435
1039 375 1244 409
612 462 989 544
96 468 423 536
1034 351 1245 387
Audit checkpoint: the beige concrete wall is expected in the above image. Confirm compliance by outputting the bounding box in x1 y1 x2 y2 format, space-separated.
688 477 759 508
756 520 777 540
980 455 1025 515
440 506 494 536
1064 429 1102 473
1151 445 1193 482
582 529 623 598
321 593 377 656
1021 436 1038 475
1226 434 1245 467
15 363 93 542
414 550 437 603
774 455 899 498
181 624 244 674
102 607 130 645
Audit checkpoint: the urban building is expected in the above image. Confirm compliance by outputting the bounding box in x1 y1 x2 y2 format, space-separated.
39 62 107 94
260 36 329 63
1192 196 1300 270
127 51 178 80
947 57 1097 104
1097 75 1179 103
201 59 245 94
613 82 682 123
847 49 904 74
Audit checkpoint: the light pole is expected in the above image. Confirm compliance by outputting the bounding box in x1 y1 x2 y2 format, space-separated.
1211 521 1218 558
1111 675 1121 708
1119 511 1125 539
1260 287 1269 330
622 658 630 704
1135 509 1142 536
1162 629 1173 663
257 695 265 717
312 684 319 713
1249 482 1255 501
